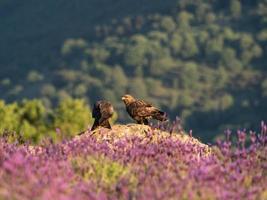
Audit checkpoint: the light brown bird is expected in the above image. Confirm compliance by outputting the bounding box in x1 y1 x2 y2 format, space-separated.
91 100 114 131
121 94 167 125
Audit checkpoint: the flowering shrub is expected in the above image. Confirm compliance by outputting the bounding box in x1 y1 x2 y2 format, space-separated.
0 122 266 200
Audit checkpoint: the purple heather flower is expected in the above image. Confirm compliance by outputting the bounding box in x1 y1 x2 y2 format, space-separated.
0 122 266 200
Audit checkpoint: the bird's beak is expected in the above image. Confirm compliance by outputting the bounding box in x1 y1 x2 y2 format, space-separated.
121 96 125 100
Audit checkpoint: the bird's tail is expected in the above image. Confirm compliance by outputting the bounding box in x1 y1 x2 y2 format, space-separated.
91 119 99 131
91 119 112 131
152 109 168 121
101 120 112 129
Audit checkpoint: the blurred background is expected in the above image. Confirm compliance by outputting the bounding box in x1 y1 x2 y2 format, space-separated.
0 0 267 142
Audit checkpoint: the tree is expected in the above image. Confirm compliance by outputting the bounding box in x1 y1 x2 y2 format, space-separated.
170 32 183 55
27 71 44 82
181 33 199 58
220 47 242 70
177 11 193 29
21 99 46 125
159 16 176 33
218 94 234 111
178 94 194 108
124 35 148 67
179 62 199 89
127 78 147 99
19 120 38 142
238 33 261 64
109 66 128 95
205 36 224 63
61 38 88 56
258 29 267 41
54 98 93 138
149 56 176 76
41 84 56 97
74 84 87 97
19 99 48 143
87 46 110 63
0 101 20 134
148 31 168 44
204 12 216 24
230 0 242 19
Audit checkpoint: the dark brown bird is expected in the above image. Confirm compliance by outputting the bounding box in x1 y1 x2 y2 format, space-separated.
91 100 114 131
121 94 167 125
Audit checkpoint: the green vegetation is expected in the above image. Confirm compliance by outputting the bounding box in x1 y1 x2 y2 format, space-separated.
71 155 137 194
0 99 93 143
1 0 267 141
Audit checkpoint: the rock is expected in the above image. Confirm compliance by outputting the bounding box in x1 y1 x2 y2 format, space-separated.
77 124 212 156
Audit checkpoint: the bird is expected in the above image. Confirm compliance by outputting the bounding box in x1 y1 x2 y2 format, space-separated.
121 94 167 125
91 100 114 131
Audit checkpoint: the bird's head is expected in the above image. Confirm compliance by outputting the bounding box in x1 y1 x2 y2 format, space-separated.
121 94 135 105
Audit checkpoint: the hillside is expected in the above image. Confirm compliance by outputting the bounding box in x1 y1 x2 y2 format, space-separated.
0 1 267 141
0 123 267 199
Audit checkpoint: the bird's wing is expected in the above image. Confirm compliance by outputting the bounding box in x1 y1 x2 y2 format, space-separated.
99 102 114 123
135 99 153 107
92 102 100 118
131 105 154 117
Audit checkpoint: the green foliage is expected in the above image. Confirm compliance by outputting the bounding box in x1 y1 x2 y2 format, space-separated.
0 101 20 134
71 155 137 193
230 0 242 19
170 32 183 55
54 98 93 138
87 46 110 63
159 16 176 32
74 84 87 97
27 71 44 82
109 66 128 94
19 120 38 142
124 35 148 67
61 38 88 56
177 11 193 28
0 99 47 143
258 29 267 41
0 98 96 144
19 99 47 142
150 56 176 76
181 33 199 58
127 78 147 98
218 94 234 110
179 62 199 89
21 99 46 124
41 84 56 97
